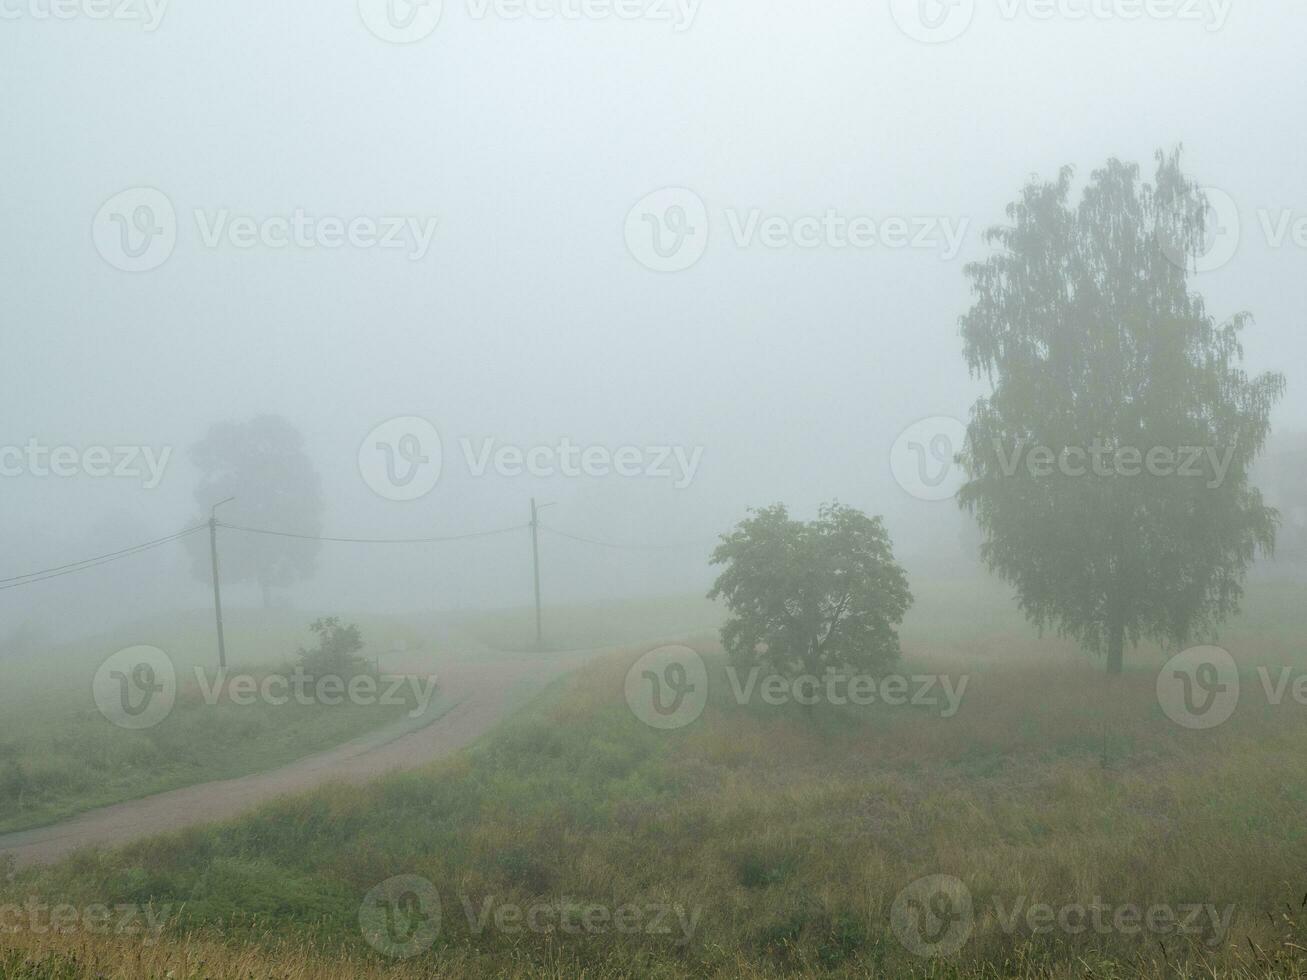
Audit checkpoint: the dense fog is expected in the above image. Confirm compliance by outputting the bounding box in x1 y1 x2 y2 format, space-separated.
3 2 1304 643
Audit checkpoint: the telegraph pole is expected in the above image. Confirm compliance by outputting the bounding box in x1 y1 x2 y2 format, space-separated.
209 496 235 669
530 498 554 650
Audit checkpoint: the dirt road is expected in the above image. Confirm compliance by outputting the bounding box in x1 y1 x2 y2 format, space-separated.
0 650 602 870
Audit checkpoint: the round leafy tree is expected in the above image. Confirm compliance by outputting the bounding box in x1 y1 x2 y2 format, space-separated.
708 503 913 678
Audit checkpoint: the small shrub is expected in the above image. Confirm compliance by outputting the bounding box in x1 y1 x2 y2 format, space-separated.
296 618 367 677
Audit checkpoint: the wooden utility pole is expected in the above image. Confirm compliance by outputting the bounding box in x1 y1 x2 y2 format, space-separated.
530 498 555 650
209 496 235 669
530 498 543 649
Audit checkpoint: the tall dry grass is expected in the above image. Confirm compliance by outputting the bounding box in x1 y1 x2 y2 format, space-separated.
5 608 1307 977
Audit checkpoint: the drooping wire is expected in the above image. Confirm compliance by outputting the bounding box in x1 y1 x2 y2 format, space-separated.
0 525 208 591
217 522 530 545
0 515 722 594
539 524 717 553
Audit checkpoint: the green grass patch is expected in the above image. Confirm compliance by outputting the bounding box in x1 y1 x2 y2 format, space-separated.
5 579 1307 977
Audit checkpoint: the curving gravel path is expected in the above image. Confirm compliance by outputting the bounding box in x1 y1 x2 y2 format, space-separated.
0 649 603 870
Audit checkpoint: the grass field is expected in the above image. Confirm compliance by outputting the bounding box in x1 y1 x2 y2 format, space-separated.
0 612 439 834
2 577 1307 977
0 594 726 834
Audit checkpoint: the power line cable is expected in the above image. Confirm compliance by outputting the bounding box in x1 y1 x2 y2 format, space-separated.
217 521 530 545
0 519 530 593
0 526 207 591
540 524 717 553
0 525 207 584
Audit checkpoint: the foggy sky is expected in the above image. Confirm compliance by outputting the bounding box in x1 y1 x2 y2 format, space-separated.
3 1 1304 634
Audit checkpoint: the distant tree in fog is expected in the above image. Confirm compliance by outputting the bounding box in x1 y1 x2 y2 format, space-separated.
185 415 323 607
958 149 1285 674
708 502 913 679
1256 433 1307 560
